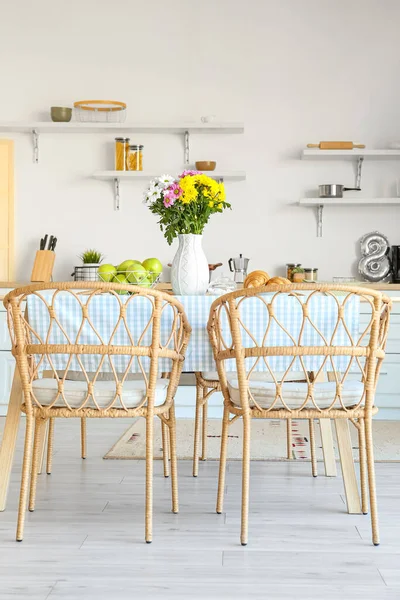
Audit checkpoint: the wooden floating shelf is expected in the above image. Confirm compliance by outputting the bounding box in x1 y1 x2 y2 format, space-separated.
302 148 400 160
0 121 244 135
299 198 400 206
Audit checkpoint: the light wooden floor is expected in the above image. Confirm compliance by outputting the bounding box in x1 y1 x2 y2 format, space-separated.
0 418 400 599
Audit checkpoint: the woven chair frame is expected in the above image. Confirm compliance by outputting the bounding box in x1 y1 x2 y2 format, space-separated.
3 281 192 542
207 283 392 546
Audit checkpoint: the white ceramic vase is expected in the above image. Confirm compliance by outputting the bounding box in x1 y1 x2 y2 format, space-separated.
171 234 209 295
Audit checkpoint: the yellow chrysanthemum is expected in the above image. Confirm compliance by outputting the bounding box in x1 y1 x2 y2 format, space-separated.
217 182 226 201
208 200 214 208
179 176 198 203
218 203 223 209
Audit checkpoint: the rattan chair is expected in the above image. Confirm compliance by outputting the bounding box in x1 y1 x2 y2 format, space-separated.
4 282 191 542
207 284 391 546
192 372 317 476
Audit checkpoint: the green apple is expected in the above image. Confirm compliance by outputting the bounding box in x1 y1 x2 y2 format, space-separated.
116 259 137 273
112 273 129 294
126 263 148 285
98 264 117 282
142 258 162 282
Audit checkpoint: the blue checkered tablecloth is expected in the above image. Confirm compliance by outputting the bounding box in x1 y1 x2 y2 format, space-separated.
27 292 360 375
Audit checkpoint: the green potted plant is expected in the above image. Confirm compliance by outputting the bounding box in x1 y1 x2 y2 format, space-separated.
74 249 104 281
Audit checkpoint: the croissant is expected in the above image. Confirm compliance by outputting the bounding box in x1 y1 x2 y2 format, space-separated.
244 270 270 288
267 276 291 285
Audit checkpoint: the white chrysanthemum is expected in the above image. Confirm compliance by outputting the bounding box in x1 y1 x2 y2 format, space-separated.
143 183 162 205
157 174 175 188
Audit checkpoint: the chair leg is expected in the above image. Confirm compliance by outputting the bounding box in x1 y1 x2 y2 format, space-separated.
240 413 251 546
358 418 368 515
192 382 203 477
365 417 379 546
201 388 208 461
81 418 87 459
145 414 153 544
46 418 55 475
286 418 292 459
161 419 170 478
16 414 35 541
309 419 318 477
319 418 337 477
216 405 230 515
169 405 179 514
37 419 48 475
29 418 46 512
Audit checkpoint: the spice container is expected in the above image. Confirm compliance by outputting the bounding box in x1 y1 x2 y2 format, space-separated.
127 145 144 171
286 263 302 282
115 137 126 171
303 268 318 282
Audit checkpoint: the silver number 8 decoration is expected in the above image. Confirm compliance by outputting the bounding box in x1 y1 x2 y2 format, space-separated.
358 231 391 282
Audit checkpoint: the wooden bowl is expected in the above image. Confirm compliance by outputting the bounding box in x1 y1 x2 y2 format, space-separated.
195 161 216 171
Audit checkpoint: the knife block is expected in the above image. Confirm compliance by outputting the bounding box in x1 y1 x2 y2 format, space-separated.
31 250 55 282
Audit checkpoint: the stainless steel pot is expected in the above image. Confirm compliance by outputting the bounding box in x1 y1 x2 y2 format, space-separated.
319 184 361 198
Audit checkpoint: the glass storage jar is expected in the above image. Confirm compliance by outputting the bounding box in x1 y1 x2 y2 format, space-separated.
127 145 143 171
115 137 126 171
303 268 318 282
286 263 302 282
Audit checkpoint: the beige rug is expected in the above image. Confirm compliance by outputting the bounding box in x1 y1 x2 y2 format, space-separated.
104 418 400 462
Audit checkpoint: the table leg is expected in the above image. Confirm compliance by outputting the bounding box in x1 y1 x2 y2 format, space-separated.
319 419 337 477
0 368 22 511
335 419 361 514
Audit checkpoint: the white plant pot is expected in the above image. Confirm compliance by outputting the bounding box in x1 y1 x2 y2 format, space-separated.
171 234 209 295
79 263 100 281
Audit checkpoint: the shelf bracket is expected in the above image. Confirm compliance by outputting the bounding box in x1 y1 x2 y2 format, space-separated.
184 130 190 165
356 156 364 188
32 129 39 164
114 178 120 211
317 204 323 237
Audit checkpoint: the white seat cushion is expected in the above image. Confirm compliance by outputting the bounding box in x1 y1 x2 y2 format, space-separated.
201 371 308 383
227 379 364 410
31 378 169 410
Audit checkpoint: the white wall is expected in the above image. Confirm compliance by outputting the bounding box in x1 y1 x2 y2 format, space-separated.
2 0 400 282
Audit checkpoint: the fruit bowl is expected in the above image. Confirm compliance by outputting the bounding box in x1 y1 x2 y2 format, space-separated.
98 271 161 289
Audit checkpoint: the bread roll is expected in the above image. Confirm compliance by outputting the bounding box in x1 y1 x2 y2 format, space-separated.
244 270 270 288
267 276 291 285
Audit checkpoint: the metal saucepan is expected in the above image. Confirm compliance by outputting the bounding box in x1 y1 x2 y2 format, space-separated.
319 184 361 199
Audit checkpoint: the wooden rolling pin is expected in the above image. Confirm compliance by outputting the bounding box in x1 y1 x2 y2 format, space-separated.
307 141 365 150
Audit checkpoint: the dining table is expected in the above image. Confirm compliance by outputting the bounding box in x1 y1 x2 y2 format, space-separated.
0 288 363 515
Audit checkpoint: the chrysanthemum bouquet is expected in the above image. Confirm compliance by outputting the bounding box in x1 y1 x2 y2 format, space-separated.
143 170 230 244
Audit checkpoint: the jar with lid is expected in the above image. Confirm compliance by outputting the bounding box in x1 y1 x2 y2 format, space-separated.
115 137 126 171
303 268 318 282
127 145 144 171
124 138 130 169
286 263 302 282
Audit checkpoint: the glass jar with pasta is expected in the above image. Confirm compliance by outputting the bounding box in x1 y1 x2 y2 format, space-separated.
115 137 126 171
127 145 144 171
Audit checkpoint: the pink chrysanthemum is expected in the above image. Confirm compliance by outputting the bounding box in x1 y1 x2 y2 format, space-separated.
163 182 183 207
179 169 201 178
